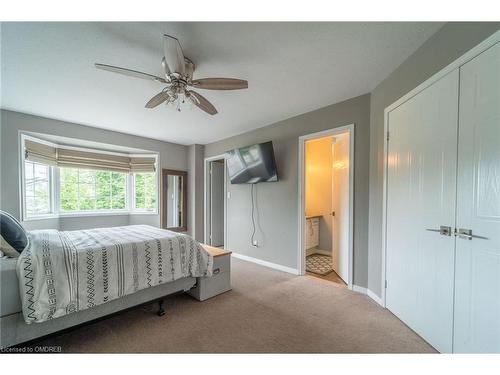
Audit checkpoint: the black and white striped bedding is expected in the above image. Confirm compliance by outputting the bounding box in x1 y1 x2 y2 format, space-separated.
17 225 213 323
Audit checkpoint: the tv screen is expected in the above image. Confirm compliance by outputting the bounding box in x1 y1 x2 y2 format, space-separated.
226 141 278 184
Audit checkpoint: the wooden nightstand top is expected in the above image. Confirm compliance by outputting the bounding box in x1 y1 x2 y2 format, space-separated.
201 244 232 258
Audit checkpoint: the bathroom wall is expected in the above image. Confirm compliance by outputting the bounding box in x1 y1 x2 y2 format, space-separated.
305 136 333 252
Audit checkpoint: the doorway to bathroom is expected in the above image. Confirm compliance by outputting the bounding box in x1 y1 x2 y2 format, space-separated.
298 125 354 288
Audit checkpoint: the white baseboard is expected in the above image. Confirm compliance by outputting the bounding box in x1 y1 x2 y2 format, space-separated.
352 285 384 307
231 252 299 275
352 284 367 294
367 289 384 306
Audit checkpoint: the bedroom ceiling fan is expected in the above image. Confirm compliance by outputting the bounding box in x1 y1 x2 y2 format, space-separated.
95 34 248 115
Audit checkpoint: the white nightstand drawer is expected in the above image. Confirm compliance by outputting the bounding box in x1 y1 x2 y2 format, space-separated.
188 254 231 301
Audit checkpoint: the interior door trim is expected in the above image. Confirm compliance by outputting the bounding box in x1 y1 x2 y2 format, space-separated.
297 124 355 290
203 154 228 248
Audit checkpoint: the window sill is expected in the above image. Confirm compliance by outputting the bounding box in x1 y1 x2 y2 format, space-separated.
23 210 159 221
59 211 130 218
22 214 58 222
129 210 158 215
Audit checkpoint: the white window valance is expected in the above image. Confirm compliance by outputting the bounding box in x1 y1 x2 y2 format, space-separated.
25 139 156 173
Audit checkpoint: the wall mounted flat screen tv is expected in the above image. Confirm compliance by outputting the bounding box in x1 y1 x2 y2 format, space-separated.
226 141 279 184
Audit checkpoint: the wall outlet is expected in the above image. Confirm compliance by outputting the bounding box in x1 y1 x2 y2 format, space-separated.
252 240 258 247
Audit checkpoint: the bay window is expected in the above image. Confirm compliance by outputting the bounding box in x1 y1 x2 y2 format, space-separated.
22 136 158 220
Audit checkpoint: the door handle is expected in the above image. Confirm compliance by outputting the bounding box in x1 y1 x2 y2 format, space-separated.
455 228 488 240
426 226 452 236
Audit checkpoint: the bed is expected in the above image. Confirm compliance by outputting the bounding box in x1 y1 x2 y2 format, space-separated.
0 223 231 348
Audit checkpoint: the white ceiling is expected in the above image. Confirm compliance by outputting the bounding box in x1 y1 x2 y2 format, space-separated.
1 22 443 145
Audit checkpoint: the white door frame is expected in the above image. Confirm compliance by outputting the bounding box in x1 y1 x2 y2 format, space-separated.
298 124 355 290
204 154 228 248
380 31 500 308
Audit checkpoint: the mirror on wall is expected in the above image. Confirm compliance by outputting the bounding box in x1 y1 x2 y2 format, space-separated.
161 169 187 232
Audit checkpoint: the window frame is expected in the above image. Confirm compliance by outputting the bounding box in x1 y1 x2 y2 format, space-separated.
20 134 159 221
131 171 159 214
58 168 130 217
20 134 57 221
22 160 56 220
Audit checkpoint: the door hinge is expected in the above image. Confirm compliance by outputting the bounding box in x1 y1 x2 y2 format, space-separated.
386 131 390 141
385 280 388 289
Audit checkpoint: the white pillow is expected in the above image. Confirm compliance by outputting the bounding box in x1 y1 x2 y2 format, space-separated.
0 235 20 258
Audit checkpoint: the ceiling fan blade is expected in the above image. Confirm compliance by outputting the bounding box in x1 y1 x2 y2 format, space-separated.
161 57 171 78
191 78 248 90
95 63 167 83
188 91 218 115
145 91 171 108
163 34 185 76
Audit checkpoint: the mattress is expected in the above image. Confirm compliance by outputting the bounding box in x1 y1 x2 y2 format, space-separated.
0 257 22 317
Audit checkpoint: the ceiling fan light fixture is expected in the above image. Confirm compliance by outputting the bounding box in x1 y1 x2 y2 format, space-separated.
164 91 193 113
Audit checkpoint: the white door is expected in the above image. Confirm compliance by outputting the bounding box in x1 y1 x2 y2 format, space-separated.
210 161 225 247
386 70 459 353
332 133 349 282
454 43 500 353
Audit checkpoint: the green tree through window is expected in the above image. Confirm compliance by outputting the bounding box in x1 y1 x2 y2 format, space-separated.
134 172 156 210
60 168 127 212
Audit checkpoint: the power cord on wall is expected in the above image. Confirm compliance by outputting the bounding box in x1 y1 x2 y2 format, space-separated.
250 183 257 247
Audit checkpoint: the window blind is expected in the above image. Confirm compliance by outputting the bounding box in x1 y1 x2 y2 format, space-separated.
129 157 157 173
24 139 58 166
57 148 132 173
24 139 156 173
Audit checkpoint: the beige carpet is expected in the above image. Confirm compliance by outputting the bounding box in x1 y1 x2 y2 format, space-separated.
28 258 436 353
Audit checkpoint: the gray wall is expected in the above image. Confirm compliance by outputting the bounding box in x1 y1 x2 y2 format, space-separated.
367 23 500 297
205 94 370 287
0 109 188 231
187 144 205 242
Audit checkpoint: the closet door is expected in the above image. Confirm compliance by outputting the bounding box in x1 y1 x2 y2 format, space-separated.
454 43 500 353
385 69 459 353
